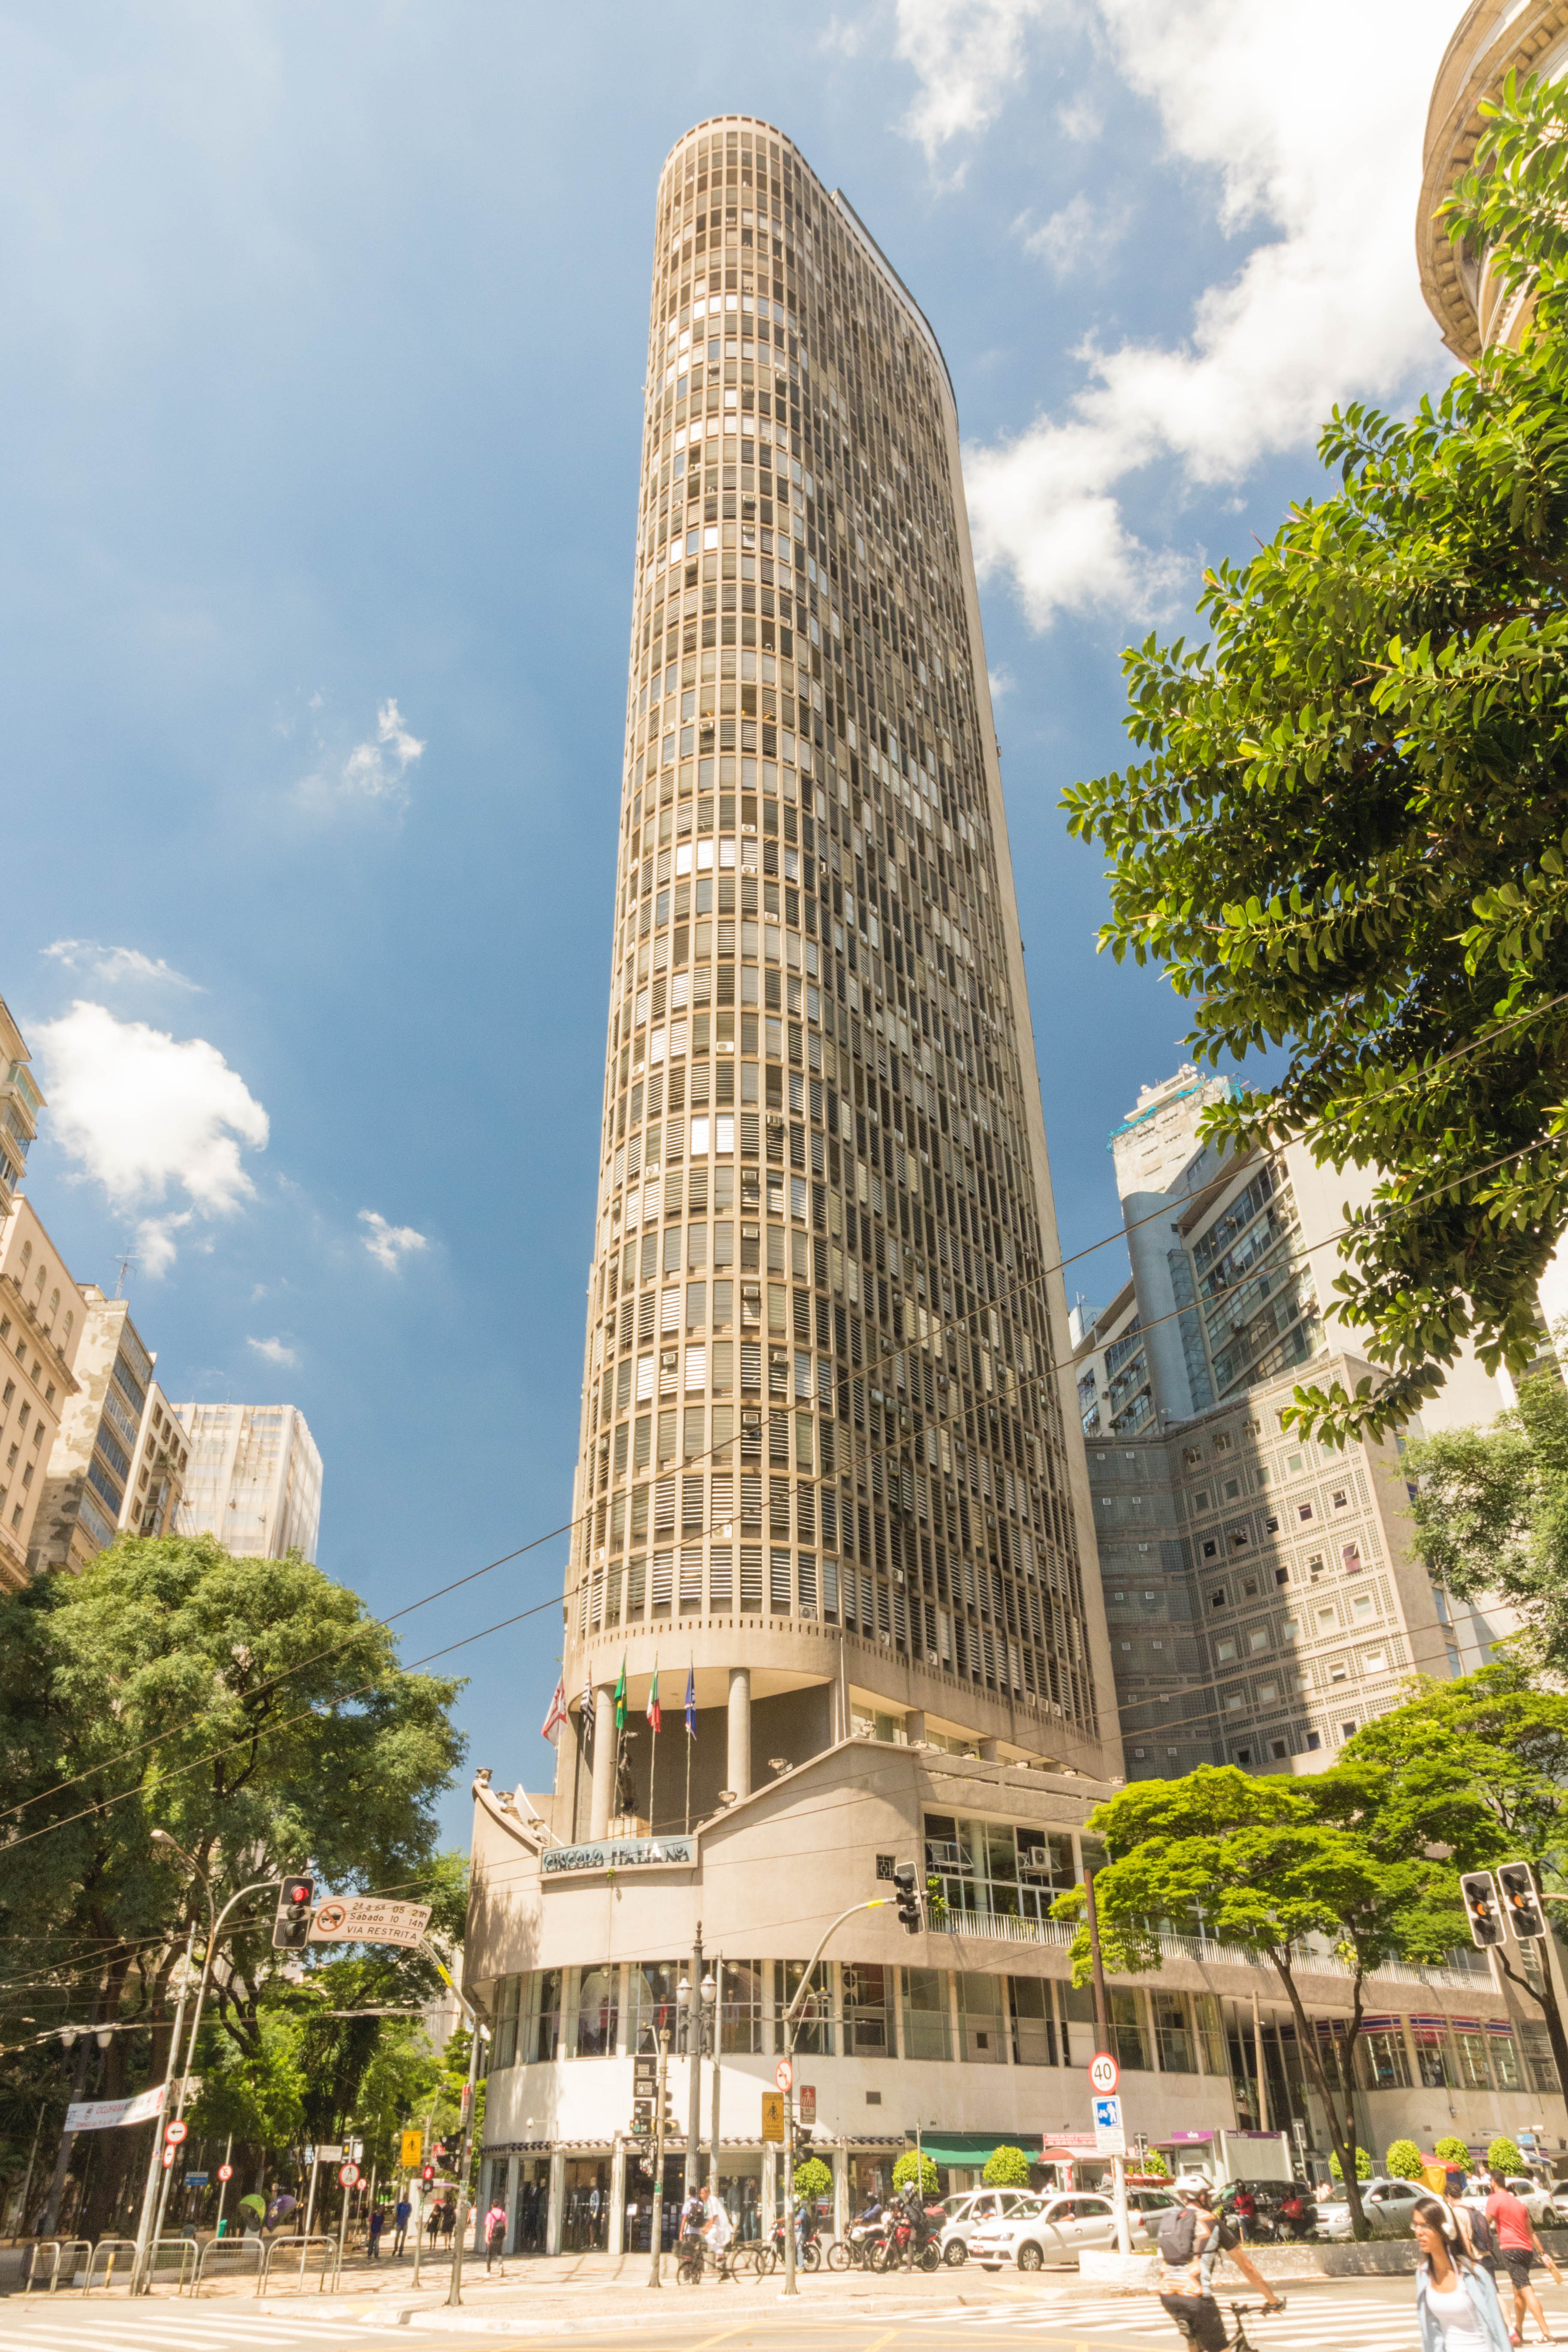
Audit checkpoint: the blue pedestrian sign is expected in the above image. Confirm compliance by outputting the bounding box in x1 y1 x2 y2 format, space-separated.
1093 2094 1126 2155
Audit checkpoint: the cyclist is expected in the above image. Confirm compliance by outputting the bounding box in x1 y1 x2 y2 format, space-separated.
1156 2183 1284 2352
679 2189 707 2274
703 2185 733 2273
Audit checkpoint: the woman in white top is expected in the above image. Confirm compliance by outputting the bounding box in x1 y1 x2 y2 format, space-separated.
1415 2195 1514 2352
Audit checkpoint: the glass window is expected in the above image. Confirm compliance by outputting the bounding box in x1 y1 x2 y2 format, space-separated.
1490 2029 1523 2091
521 1968 563 2066
1151 1991 1193 2074
959 1972 1005 2064
1058 1978 1097 2069
901 1967 952 2062
1521 2024 1560 2094
575 1964 619 2057
630 1961 680 2053
492 1973 521 2070
720 1958 764 2054
1411 2022 1451 2090
1008 1976 1059 2067
1193 1992 1225 2075
1109 1988 1149 2071
1358 2028 1412 2090
776 1960 834 2056
1454 2029 1491 2091
842 1962 891 2057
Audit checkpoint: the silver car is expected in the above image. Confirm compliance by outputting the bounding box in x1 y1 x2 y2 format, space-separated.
937 2186 1045 2266
969 2191 1120 2271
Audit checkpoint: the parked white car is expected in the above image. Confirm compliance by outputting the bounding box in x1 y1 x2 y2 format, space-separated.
1500 2177 1568 2227
969 2192 1120 2271
938 2187 1045 2266
1128 2188 1181 2243
1316 2178 1423 2240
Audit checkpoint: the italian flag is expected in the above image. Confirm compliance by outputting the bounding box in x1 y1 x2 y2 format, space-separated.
614 1657 627 1732
646 1666 662 1735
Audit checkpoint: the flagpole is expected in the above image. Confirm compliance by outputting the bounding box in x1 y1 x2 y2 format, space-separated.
649 1659 659 1838
684 1662 693 1837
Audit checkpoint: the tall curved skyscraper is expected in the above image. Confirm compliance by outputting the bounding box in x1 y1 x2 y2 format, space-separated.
561 113 1117 1830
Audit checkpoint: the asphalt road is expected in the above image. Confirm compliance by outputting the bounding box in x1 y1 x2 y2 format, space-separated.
6 2270 1567 2352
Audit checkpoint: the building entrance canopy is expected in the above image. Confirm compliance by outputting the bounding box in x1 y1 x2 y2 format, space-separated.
915 2131 1044 2169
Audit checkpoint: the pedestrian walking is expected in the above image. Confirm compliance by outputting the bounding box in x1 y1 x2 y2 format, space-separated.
1484 2174 1561 2344
392 2194 411 2256
367 2206 385 2260
1414 2195 1514 2350
485 2199 507 2272
427 2199 442 2248
439 2198 455 2247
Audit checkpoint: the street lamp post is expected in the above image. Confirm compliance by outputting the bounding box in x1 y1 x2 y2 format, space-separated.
677 1936 717 2204
779 1898 890 2300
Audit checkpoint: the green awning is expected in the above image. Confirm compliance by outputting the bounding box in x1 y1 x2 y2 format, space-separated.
909 2132 1042 2168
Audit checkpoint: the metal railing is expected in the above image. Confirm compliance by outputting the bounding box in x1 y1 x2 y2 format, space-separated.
260 2232 341 2296
192 2235 265 2295
84 2236 138 2292
24 2238 92 2294
141 2239 198 2294
931 1906 1479 1991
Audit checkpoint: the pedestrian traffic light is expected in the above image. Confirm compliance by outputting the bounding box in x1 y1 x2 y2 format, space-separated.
1460 1870 1505 1948
1499 1861 1548 1940
892 1860 922 1935
421 2163 435 2185
271 1873 316 1949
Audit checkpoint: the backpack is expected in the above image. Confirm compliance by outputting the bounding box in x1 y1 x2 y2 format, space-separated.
1157 2205 1200 2267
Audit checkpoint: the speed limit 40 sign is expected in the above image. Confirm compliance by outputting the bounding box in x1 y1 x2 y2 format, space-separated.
1088 2050 1120 2095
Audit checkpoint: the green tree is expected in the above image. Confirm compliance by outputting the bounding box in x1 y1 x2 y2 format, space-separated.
1436 2136 1472 2166
1342 1664 1568 2095
793 2156 833 2203
1330 2146 1372 2181
0 1535 466 2231
1385 2139 1425 2180
983 2145 1034 2188
1055 1764 1475 2238
1139 2147 1171 2179
1490 2135 1526 2175
1403 1374 1568 1673
893 2150 938 2197
1060 72 1568 1442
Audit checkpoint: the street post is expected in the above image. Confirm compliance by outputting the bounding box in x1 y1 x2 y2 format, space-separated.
779 1897 888 2298
1083 1867 1132 2256
128 1921 197 2296
647 2028 671 2286
445 2015 487 2307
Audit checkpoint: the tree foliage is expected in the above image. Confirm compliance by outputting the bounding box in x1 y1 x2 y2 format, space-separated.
892 2150 939 2196
983 2144 1034 2188
1056 1764 1475 2237
0 1535 467 2228
1062 72 1568 1440
793 2156 833 2202
1385 2139 1425 2180
1404 1371 1568 1671
1436 2136 1472 2166
1330 2146 1372 2181
1342 1662 1568 2093
1490 2135 1526 2176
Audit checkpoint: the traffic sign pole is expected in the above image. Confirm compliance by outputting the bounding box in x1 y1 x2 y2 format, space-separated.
213 2135 233 2242
1083 1870 1132 2257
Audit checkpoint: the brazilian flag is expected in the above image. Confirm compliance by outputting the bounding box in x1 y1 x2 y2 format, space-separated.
614 1656 627 1732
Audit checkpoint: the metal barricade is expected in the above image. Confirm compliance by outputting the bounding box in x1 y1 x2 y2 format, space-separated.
141 2238 198 2294
260 2233 341 2296
24 2238 93 2294
84 2236 138 2292
192 2235 265 2295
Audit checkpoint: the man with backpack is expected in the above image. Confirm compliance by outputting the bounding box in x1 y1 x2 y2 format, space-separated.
1156 2183 1284 2351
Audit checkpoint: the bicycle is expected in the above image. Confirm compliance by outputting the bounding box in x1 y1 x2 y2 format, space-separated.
1225 2295 1288 2351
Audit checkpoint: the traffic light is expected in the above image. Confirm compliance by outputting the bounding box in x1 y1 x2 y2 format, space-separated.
1460 1870 1505 1948
1499 1861 1548 1940
892 1861 922 1935
271 1873 316 1949
421 2163 435 2186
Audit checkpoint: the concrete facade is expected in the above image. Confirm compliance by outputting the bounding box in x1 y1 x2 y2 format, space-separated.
30 1288 160 1573
1418 2 1568 364
0 1196 87 1588
170 1402 323 1562
1071 1069 1522 1781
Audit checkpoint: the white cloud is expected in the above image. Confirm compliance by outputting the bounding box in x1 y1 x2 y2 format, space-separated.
358 1209 428 1272
43 940 202 991
1056 93 1102 142
894 0 1060 161
303 696 425 805
890 0 1453 623
247 1334 297 1366
1015 191 1131 279
33 1001 269 1273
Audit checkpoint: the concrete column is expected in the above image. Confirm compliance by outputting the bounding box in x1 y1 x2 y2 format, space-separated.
762 2141 777 2230
546 2149 565 2255
833 2144 849 2241
977 1736 999 1762
905 1710 926 1747
608 2141 626 2256
590 1684 617 1838
505 2154 519 2255
727 1667 752 1801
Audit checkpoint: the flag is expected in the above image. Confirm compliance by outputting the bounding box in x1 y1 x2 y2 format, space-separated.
581 1674 593 1753
684 1665 696 1739
542 1680 568 1745
614 1656 628 1732
647 1665 662 1735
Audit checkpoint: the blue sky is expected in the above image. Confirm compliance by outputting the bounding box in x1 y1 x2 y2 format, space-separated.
2 0 1453 1844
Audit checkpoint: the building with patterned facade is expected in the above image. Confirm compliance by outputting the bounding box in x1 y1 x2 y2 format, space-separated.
462 119 1565 2263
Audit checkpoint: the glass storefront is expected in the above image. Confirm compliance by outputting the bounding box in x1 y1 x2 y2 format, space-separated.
562 2157 610 2252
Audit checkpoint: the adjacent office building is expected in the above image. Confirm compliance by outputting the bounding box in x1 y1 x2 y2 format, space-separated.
30 1289 181 1572
0 1197 87 1587
463 121 1563 2256
171 1403 323 1562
